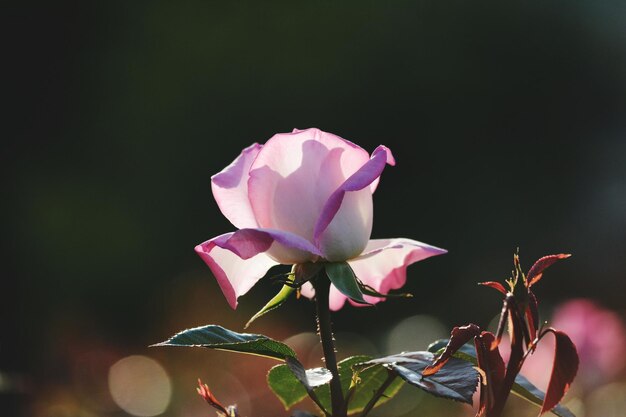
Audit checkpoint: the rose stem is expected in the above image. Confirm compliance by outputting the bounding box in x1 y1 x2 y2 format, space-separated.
313 272 346 417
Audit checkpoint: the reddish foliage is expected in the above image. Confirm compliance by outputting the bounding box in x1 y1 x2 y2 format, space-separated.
526 254 571 288
423 324 481 376
475 332 506 416
425 252 578 417
525 291 539 344
479 281 508 295
539 329 579 415
197 379 229 415
492 296 512 350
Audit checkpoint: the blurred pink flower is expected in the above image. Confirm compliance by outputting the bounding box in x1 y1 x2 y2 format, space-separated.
515 299 626 391
195 128 446 310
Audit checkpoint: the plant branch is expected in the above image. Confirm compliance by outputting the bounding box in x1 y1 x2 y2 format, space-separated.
359 370 396 417
313 272 345 417
490 297 526 417
306 384 331 417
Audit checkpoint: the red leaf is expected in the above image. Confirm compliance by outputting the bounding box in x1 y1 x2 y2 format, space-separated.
479 281 508 295
491 295 528 351
503 295 527 349
197 379 229 414
539 329 579 415
525 291 539 345
475 332 506 416
526 254 571 288
423 324 481 376
491 296 511 350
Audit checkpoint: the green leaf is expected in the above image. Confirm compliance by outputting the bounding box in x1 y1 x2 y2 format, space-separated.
154 325 296 361
267 358 332 411
427 339 575 417
246 281 295 329
324 262 370 305
514 374 575 417
267 364 308 409
363 351 478 404
291 412 319 417
346 363 403 414
427 338 485 365
314 356 404 415
286 357 333 389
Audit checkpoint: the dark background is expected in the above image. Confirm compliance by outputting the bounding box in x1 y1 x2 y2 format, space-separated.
3 2 626 416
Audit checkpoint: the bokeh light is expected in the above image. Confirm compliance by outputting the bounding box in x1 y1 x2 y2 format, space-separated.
108 355 172 417
385 315 448 354
586 382 626 417
514 299 626 392
309 331 379 366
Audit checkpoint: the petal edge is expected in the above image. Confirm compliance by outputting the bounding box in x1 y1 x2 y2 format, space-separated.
211 143 262 229
195 238 278 309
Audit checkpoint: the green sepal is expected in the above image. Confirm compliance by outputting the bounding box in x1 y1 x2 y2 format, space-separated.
324 262 371 305
246 266 296 329
358 280 413 299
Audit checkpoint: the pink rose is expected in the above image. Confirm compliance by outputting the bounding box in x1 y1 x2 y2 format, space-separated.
195 128 446 310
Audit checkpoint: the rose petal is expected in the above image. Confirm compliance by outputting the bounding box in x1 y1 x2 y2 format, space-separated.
247 128 370 242
315 146 395 261
370 146 396 193
329 285 350 311
316 188 373 261
211 143 262 229
195 238 278 309
343 238 446 308
299 239 446 311
299 282 315 299
299 281 358 311
211 228 323 264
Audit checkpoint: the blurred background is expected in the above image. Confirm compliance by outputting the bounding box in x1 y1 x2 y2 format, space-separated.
3 1 626 416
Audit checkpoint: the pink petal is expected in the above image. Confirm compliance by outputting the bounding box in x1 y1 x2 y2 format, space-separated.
211 228 323 264
195 238 278 309
343 238 446 308
329 285 350 311
299 239 445 311
369 146 396 193
315 146 395 261
247 128 370 243
299 282 315 299
211 143 262 229
316 188 373 261
299 281 360 311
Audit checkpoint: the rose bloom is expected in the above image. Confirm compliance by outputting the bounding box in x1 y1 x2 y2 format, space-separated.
195 128 446 310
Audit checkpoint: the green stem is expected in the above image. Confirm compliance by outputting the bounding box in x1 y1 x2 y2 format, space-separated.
313 272 346 417
359 370 396 417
